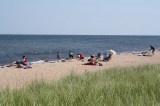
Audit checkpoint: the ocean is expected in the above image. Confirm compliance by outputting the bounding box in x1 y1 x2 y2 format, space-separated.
0 35 160 65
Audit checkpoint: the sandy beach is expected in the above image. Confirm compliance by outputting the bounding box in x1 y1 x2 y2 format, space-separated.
1 50 160 88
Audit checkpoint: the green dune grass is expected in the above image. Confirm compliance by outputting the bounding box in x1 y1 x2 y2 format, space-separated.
1 63 160 106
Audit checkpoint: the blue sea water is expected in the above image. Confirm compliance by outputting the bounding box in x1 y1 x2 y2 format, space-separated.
0 35 160 65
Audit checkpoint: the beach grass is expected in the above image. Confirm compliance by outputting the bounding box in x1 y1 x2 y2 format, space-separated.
1 64 160 106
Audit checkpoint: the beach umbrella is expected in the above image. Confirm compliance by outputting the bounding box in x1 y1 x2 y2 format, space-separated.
108 50 117 55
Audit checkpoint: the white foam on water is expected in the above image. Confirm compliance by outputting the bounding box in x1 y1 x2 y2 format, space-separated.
30 60 45 64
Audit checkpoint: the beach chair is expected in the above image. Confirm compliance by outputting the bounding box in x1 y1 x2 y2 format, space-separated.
103 52 108 61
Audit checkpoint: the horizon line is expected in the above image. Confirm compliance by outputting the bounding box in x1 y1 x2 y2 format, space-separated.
0 34 160 36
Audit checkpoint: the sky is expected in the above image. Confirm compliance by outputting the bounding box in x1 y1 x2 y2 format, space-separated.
0 0 160 35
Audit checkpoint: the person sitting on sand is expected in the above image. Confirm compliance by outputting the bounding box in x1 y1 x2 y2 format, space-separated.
103 52 112 61
83 55 97 65
96 53 101 61
16 56 32 69
77 52 84 60
149 45 155 55
79 52 84 59
103 52 107 61
77 53 80 59
107 54 113 60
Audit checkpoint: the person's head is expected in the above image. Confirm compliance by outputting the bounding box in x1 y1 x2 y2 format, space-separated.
97 53 100 58
22 56 27 61
91 55 94 58
22 56 26 59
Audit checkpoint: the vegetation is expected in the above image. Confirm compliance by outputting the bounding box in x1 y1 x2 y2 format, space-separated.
1 64 160 106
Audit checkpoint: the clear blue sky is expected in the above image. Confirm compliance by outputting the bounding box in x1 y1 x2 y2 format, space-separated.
0 0 160 35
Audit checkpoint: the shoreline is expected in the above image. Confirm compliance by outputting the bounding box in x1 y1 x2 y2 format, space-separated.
0 50 160 88
0 49 152 66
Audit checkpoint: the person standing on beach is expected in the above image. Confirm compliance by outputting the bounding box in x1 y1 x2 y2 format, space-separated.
57 52 60 60
149 45 155 55
69 51 74 59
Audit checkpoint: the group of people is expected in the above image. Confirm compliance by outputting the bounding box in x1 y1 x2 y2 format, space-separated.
57 51 84 60
83 52 113 66
14 45 155 68
56 49 115 66
15 51 115 69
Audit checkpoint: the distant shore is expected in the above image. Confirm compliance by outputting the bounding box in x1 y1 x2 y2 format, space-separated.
1 50 160 88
